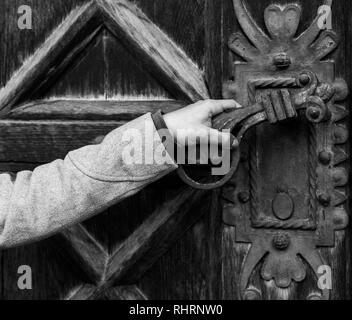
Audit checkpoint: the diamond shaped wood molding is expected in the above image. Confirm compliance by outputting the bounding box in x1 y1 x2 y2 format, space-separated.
0 0 212 300
0 0 210 116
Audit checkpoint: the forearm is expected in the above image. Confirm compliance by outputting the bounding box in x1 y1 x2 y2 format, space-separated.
0 113 177 248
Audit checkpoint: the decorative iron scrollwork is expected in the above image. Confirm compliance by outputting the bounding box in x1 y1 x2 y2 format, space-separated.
222 0 349 300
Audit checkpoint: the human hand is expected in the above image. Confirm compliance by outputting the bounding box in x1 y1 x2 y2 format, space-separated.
163 99 241 150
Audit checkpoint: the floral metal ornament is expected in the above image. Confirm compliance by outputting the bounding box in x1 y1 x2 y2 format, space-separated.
227 0 337 67
222 0 349 300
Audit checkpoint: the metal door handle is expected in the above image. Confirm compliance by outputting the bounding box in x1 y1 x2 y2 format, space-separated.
177 70 335 190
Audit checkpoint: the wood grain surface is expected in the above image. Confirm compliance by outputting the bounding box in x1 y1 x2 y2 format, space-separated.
0 0 350 300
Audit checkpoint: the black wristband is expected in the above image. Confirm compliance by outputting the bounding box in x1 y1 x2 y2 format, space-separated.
151 110 168 131
151 110 177 163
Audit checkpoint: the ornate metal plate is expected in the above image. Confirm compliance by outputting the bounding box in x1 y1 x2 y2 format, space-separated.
222 0 349 300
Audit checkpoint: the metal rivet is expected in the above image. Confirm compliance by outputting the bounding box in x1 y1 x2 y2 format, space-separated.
332 208 349 230
272 233 290 250
307 108 321 120
333 127 348 144
277 184 288 194
238 191 250 203
332 78 349 101
318 151 332 165
223 207 241 226
244 289 261 300
332 168 348 186
273 53 291 69
317 193 331 207
299 73 310 85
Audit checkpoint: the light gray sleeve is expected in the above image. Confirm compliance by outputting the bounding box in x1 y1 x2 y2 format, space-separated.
0 113 177 248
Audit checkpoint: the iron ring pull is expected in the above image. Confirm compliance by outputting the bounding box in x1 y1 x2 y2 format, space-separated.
177 71 331 190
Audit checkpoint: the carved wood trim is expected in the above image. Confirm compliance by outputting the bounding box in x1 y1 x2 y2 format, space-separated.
62 186 209 300
7 100 186 121
0 120 124 162
105 286 148 300
64 284 98 300
0 1 101 115
97 0 209 102
56 224 109 284
0 0 209 117
104 187 207 286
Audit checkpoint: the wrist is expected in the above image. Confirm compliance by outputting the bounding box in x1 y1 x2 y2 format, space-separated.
163 113 177 138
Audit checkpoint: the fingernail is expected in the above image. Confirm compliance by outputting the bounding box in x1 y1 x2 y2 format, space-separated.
231 138 239 149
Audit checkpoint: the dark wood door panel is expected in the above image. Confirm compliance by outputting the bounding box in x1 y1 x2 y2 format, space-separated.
0 0 211 300
0 0 205 100
0 0 90 88
0 0 351 300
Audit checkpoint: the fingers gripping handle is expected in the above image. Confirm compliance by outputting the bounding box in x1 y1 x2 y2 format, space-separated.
177 71 327 190
177 149 241 190
177 89 297 190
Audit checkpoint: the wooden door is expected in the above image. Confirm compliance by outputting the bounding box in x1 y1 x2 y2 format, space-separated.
0 0 350 300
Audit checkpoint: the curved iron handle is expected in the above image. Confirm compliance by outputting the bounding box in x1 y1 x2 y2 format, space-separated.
177 71 332 190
